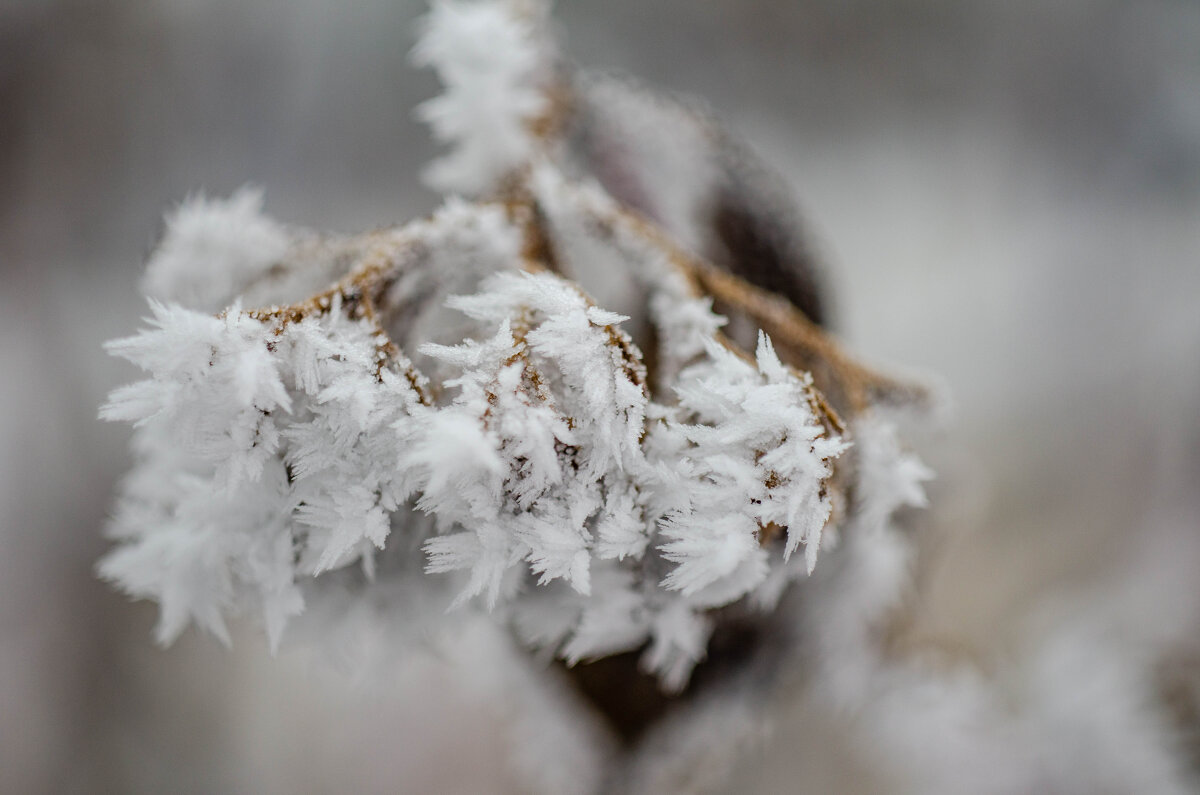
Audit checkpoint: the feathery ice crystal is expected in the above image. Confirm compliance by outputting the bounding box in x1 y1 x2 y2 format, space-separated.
99 4 1200 793
101 0 925 698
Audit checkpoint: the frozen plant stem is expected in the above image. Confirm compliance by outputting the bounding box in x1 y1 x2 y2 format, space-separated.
97 2 969 791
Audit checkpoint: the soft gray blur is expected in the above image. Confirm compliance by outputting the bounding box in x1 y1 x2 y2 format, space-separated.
2 0 1198 792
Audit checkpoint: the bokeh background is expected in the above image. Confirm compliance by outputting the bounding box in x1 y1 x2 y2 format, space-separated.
2 0 1199 791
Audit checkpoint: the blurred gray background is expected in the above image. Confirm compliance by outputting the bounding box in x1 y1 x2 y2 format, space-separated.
2 0 1198 792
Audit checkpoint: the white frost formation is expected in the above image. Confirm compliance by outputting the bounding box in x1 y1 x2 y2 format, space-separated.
102 178 847 687
100 3 1195 794
411 0 551 195
141 187 290 314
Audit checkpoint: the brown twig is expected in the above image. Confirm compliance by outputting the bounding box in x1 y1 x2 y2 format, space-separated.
537 172 930 421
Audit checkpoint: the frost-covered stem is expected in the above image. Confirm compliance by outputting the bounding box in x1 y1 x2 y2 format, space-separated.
528 168 926 418
97 2 951 790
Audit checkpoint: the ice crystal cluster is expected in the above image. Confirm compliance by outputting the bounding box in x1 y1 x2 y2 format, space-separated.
97 3 1200 793
102 0 925 719
101 191 861 688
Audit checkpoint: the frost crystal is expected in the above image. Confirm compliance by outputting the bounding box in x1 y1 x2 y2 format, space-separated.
412 0 550 195
100 0 927 698
141 187 291 313
96 5 1200 794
